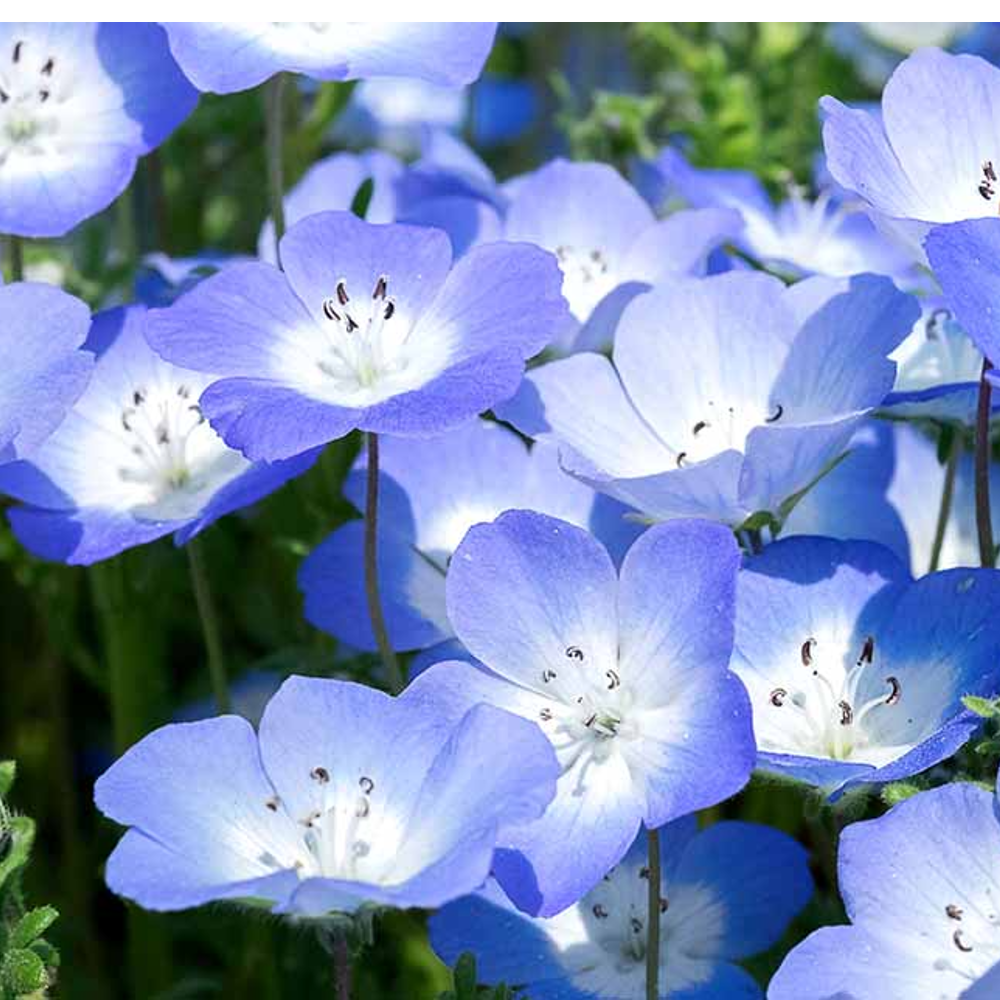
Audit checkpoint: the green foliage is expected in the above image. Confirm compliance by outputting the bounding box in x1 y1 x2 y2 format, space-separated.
0 764 59 999
436 952 519 1000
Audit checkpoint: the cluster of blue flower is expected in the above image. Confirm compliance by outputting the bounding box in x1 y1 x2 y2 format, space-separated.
3 21 1000 1000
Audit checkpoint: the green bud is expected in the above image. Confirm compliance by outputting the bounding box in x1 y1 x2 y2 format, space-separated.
0 947 48 996
881 781 924 806
9 907 58 951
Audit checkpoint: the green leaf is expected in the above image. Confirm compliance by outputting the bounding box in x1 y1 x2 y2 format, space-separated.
0 762 14 799
0 946 48 995
453 952 478 999
350 178 375 221
9 907 58 950
0 817 35 893
962 694 1000 718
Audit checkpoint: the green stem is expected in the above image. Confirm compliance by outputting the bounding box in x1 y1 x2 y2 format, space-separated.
6 235 23 283
364 433 405 693
929 429 962 573
333 933 352 1000
645 826 661 1000
975 360 996 568
186 536 230 713
265 73 287 266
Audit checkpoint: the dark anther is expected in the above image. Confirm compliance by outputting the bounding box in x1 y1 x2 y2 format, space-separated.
41 57 54 75
606 669 621 690
692 420 709 436
927 308 952 339
676 451 688 468
133 389 146 406
542 669 558 683
310 766 330 784
839 700 854 726
0 89 7 103
539 707 553 722
565 645 584 661
322 299 341 322
659 897 669 913
265 797 279 812
592 904 608 919
39 89 49 103
190 404 205 424
356 797 370 818
373 276 387 300
953 929 973 952
584 713 598 728
156 426 170 445
639 866 650 880
980 181 995 201
345 314 359 334
383 301 395 321
946 903 964 921
630 917 643 934
121 410 134 432
336 280 349 306
13 41 23 63
884 676 902 706
986 161 998 182
359 776 374 795
177 385 191 399
766 403 784 423
801 638 816 667
857 635 875 666
770 687 788 707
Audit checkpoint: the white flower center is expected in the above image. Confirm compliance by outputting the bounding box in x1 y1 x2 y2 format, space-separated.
931 890 1000 995
316 274 410 392
675 397 783 467
550 859 725 998
892 307 984 395
534 644 640 774
555 244 618 323
762 635 903 761
114 380 249 521
0 39 60 164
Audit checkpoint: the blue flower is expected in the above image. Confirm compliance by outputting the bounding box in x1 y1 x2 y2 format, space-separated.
298 418 641 655
0 23 197 237
257 136 503 264
883 298 991 424
770 778 1000 999
421 510 755 916
145 211 569 462
499 271 918 528
135 252 249 307
638 146 916 284
732 536 1000 795
926 218 1000 379
161 22 498 94
0 305 316 565
821 48 1000 262
782 421 910 567
0 282 93 465
502 159 741 352
94 672 559 916
430 818 812 1000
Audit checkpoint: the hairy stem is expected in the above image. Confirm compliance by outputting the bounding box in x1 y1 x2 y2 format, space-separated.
645 826 661 1000
975 360 995 568
929 429 962 573
186 536 230 713
265 73 287 266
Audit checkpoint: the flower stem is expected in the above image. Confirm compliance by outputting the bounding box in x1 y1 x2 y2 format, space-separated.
929 428 962 573
364 432 405 693
975 360 996 569
6 235 23 282
333 932 352 1000
645 825 661 1000
265 73 287 266
186 536 230 713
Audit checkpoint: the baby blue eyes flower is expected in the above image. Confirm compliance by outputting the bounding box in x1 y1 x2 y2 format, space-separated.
423 510 755 917
0 282 93 465
430 818 813 1000
161 22 499 94
0 23 197 238
770 778 1000 999
298 418 641 655
0 304 316 565
733 536 1000 795
821 47 1000 262
926 218 1000 384
640 146 916 284
145 211 569 463
94 673 559 917
503 158 741 352
500 270 918 529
